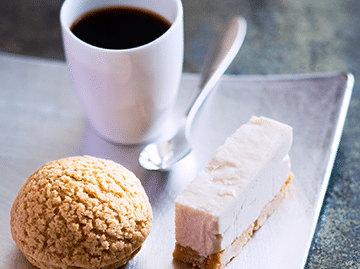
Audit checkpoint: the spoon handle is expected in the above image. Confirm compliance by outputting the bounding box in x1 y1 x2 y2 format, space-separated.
185 16 247 130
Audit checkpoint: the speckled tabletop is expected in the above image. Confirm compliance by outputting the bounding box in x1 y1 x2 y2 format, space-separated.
1 0 359 267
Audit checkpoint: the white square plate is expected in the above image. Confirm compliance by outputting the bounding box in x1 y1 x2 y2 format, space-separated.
0 54 353 269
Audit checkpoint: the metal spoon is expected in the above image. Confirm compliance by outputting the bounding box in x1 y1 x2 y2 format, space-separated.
139 16 247 170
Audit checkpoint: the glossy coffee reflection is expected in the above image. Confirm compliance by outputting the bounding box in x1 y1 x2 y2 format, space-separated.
70 6 171 49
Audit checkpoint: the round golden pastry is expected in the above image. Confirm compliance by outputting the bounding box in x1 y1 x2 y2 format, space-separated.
10 155 152 269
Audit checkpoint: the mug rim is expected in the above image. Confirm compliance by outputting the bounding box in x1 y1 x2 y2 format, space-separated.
60 0 183 52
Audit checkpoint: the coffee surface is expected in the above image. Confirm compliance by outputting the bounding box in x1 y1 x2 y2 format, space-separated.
70 6 171 49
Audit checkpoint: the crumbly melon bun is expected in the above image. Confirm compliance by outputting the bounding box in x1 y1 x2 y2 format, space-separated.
10 155 152 269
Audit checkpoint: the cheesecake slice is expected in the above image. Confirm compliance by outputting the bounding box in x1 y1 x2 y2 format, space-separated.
173 116 293 269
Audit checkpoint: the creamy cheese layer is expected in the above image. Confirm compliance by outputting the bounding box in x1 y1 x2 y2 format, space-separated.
175 116 293 257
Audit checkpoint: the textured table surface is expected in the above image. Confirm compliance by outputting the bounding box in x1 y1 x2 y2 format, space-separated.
1 0 360 268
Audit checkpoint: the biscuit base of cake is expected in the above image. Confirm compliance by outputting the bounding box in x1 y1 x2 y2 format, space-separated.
173 173 293 269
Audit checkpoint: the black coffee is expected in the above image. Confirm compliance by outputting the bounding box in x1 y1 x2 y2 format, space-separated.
70 6 171 49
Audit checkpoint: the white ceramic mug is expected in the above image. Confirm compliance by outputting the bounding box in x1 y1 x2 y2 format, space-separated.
60 0 183 144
